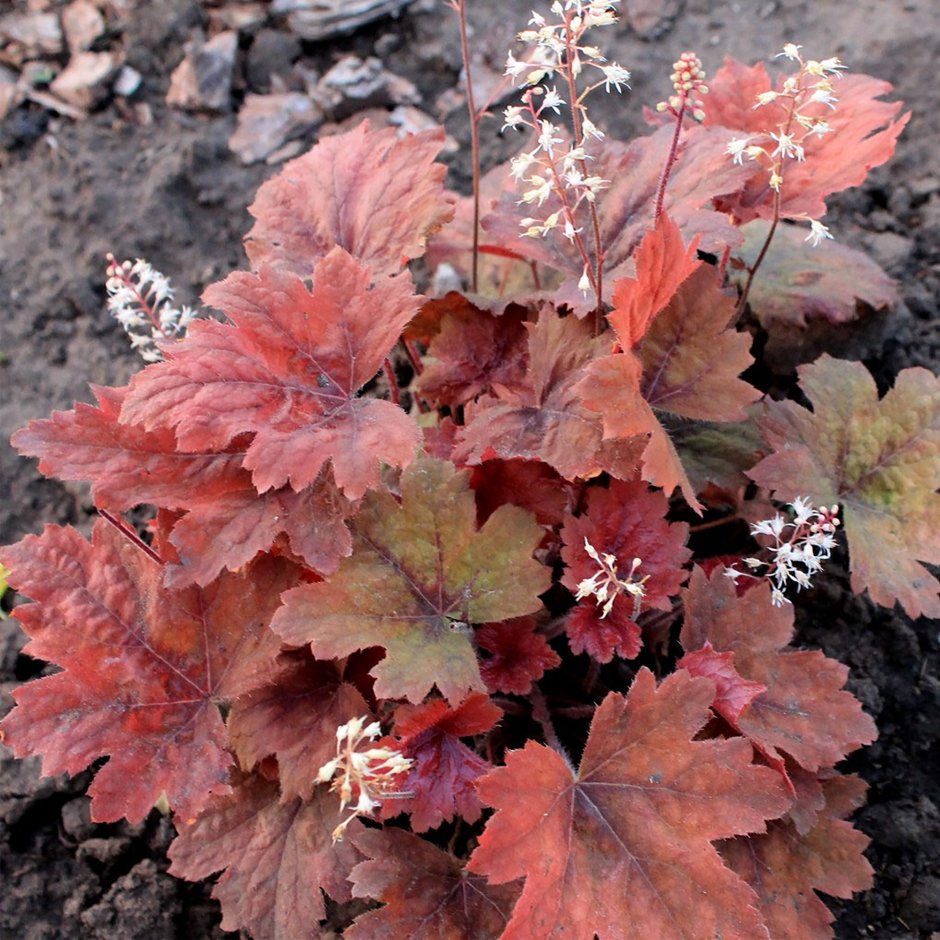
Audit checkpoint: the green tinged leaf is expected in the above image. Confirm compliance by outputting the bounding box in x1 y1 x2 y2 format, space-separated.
749 355 940 618
271 456 551 703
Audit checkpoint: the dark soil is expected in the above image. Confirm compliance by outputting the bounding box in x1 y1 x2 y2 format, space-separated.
1 1 938 937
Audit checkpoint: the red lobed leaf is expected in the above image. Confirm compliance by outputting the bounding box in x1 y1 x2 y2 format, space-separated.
704 57 909 223
748 355 940 618
477 616 560 696
680 566 877 773
469 668 790 939
678 642 767 725
270 456 551 704
577 267 759 509
0 522 298 822
120 248 421 501
455 309 642 482
387 692 502 832
244 121 454 278
721 774 873 939
560 479 691 662
227 650 370 802
470 458 570 530
10 386 355 586
348 828 520 940
168 773 362 940
413 298 530 408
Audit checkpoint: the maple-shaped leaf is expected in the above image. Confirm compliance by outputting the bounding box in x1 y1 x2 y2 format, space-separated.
455 309 638 482
414 298 530 408
163 476 353 587
479 125 751 310
348 828 520 940
0 522 297 823
476 617 560 696
680 566 877 772
470 459 569 529
704 57 909 222
560 480 690 662
270 456 551 704
607 213 701 348
120 248 421 501
244 121 454 277
748 355 940 618
12 384 356 587
721 774 873 940
577 266 760 509
387 692 501 832
469 668 790 939
731 219 897 329
168 773 362 940
227 650 370 802
678 642 767 725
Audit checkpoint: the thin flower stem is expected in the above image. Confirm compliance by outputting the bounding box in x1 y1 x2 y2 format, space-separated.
654 104 686 222
687 512 742 534
98 509 162 565
562 15 604 311
522 92 598 296
735 96 797 317
453 0 481 293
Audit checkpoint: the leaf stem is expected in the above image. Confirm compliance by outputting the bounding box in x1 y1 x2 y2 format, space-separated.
530 685 573 769
98 509 162 565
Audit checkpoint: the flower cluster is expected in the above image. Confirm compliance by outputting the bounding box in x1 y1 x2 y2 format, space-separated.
655 51 708 122
574 538 649 619
725 498 840 606
316 716 413 842
725 44 845 244
105 254 198 363
502 1 629 299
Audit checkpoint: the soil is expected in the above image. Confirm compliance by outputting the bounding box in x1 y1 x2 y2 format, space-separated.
0 0 937 937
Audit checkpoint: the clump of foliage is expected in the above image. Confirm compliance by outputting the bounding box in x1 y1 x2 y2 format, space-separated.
1 2 936 937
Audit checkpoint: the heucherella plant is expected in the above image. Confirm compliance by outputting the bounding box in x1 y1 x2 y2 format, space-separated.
0 3 934 937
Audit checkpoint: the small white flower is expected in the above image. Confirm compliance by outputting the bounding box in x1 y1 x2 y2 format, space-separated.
804 218 833 247
726 136 753 165
777 43 803 61
601 63 631 93
541 86 565 113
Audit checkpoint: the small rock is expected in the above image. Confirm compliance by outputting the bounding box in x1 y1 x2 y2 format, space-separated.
113 64 141 97
246 28 301 94
228 91 322 163
209 1 268 32
166 29 238 113
314 55 419 120
62 0 106 54
272 0 417 41
49 50 123 110
0 12 63 64
0 65 23 120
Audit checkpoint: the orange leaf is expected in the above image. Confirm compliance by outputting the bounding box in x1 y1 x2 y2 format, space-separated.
469 668 790 939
